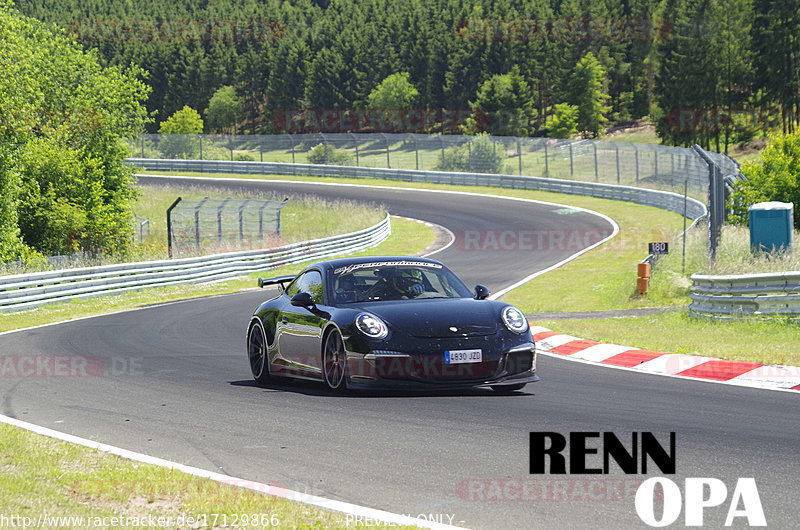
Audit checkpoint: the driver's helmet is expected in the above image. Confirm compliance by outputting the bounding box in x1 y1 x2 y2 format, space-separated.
392 269 424 296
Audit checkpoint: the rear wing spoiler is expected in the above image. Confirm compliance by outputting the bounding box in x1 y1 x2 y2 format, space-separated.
257 275 295 292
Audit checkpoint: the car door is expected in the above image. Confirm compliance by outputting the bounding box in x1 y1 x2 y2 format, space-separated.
275 269 328 378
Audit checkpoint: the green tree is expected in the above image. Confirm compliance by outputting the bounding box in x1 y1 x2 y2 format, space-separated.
567 52 611 138
158 106 203 159
752 0 800 134
468 67 534 136
367 72 419 110
205 86 244 134
730 132 800 229
549 104 580 139
0 0 150 260
436 134 505 174
307 143 354 165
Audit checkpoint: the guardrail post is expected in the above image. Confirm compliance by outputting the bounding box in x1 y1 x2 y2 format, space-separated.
593 142 599 182
517 138 522 175
440 136 445 168
166 197 182 258
228 136 234 161
613 142 620 184
415 136 419 170
199 135 203 160
633 143 640 183
383 133 390 168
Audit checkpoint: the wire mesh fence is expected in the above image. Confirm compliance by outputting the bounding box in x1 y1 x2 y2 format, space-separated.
130 133 713 198
134 215 149 244
130 133 742 259
166 196 288 256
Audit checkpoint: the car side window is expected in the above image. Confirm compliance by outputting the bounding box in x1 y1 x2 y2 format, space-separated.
286 270 325 304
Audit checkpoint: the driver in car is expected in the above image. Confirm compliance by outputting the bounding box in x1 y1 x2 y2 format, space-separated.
366 269 425 300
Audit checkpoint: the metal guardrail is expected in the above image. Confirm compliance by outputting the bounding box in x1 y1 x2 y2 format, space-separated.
0 215 391 313
126 159 708 221
690 271 800 320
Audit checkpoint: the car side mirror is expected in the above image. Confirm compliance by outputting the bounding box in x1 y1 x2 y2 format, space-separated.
290 292 315 308
474 284 490 300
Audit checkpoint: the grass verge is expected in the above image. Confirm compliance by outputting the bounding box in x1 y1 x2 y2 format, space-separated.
134 183 386 258
537 311 800 366
0 423 418 529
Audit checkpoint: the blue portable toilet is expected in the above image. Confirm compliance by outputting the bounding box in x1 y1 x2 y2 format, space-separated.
749 202 794 253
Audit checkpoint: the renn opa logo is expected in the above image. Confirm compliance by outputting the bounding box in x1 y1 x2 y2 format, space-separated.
529 432 766 527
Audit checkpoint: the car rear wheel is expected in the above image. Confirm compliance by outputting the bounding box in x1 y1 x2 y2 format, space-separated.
491 383 526 394
248 320 271 384
323 329 347 392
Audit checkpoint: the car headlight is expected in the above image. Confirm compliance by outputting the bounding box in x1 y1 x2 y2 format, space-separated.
502 306 528 334
355 313 388 339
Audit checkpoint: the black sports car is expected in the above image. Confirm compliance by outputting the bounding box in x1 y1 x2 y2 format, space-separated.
246 256 538 392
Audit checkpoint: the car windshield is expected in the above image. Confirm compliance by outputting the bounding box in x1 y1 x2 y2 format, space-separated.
329 261 472 304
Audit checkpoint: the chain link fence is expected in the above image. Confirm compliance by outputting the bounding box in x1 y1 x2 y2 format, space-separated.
131 133 713 198
130 133 742 259
166 196 288 257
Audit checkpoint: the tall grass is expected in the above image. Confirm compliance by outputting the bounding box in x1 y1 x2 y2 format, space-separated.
647 223 800 303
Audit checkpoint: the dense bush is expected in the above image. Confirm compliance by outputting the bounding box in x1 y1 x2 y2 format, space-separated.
307 144 354 166
0 1 150 261
436 135 505 174
158 106 203 159
730 132 800 229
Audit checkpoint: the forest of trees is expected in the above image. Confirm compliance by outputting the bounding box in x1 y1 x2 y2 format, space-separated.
14 0 800 152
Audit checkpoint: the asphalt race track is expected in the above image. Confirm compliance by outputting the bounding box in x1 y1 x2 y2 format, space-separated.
1 176 798 529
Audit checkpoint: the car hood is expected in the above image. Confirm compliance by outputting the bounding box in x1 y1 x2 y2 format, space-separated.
353 298 500 338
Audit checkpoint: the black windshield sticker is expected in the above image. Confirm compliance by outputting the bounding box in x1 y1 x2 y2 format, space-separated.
333 261 442 275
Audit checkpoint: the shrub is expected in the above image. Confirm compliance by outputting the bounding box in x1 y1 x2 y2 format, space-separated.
307 143 354 165
730 132 800 229
435 134 505 174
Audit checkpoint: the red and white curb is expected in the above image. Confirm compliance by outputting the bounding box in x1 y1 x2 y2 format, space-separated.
531 325 800 393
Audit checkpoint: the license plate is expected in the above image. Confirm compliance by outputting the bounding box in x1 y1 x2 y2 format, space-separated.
444 349 482 364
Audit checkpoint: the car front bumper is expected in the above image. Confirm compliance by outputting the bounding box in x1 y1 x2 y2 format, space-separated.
344 339 538 389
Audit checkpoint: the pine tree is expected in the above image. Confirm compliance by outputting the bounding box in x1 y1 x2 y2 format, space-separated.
567 52 611 138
